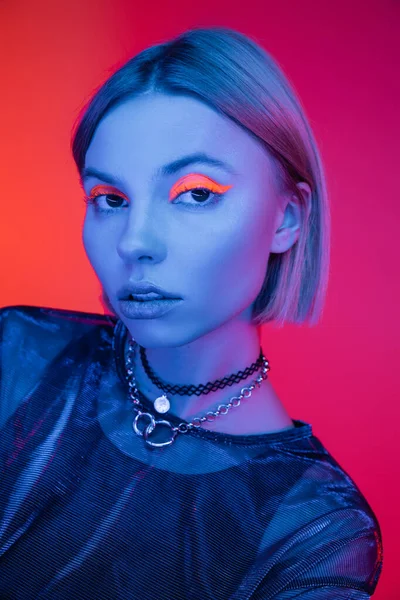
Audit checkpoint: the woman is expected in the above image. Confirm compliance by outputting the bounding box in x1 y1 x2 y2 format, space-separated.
0 26 383 598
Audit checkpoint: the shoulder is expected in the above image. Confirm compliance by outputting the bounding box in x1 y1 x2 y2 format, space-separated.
254 437 383 595
0 303 116 333
0 304 118 427
252 500 383 597
0 304 117 355
262 434 382 541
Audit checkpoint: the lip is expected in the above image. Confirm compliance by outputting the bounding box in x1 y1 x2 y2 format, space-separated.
118 298 182 319
117 281 181 301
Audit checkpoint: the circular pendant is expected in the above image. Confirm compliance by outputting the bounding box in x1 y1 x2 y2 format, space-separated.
154 394 170 414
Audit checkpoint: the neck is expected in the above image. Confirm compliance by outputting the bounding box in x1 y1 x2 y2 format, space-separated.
124 320 265 423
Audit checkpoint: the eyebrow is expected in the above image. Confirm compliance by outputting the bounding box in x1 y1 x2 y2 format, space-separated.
81 152 236 185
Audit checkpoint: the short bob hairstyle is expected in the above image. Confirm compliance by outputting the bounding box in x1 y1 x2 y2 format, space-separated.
71 26 331 329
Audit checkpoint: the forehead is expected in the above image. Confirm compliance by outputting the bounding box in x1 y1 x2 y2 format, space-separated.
85 93 275 181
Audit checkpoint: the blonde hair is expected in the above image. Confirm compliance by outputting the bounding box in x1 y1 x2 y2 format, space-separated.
72 26 331 328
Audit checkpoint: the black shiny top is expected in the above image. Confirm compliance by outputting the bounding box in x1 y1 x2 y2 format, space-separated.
0 306 383 598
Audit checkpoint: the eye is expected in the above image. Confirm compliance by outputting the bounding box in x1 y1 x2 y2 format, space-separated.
83 183 130 214
170 175 233 209
171 184 223 208
84 193 129 213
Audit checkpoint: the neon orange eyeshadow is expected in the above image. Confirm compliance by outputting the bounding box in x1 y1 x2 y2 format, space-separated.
169 173 233 200
89 184 129 202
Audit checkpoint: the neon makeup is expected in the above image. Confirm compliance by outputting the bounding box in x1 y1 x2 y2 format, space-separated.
169 173 233 201
84 174 233 213
88 184 130 202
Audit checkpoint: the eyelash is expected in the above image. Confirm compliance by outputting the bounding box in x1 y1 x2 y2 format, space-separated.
83 185 224 214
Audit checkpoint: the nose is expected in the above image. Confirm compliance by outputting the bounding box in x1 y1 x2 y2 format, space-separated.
116 203 165 263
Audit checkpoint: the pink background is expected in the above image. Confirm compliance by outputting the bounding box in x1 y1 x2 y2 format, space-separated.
1 1 398 596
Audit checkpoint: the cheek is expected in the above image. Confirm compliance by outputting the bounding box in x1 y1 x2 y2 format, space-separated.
82 217 107 274
82 218 95 261
191 218 268 296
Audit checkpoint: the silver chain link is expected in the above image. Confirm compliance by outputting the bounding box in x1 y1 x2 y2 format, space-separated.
125 338 270 448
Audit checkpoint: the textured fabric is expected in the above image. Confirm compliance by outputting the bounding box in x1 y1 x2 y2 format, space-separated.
0 305 383 599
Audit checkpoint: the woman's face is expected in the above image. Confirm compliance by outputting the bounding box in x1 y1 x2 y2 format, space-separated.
82 92 292 346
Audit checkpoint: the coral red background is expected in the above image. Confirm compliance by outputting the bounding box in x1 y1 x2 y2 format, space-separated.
1 1 398 597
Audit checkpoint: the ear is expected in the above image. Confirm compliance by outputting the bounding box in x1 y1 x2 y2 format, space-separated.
270 182 312 254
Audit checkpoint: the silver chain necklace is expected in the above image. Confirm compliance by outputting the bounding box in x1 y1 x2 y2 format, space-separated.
125 338 271 449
